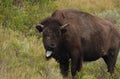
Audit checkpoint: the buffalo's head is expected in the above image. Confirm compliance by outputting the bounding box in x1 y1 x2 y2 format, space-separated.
36 18 69 59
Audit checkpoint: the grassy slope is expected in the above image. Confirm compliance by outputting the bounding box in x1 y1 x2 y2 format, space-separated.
0 0 120 79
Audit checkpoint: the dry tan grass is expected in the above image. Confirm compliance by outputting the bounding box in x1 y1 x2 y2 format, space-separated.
55 0 116 13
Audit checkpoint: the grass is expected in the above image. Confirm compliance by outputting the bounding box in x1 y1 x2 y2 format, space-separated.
0 0 120 79
0 27 120 79
55 0 116 13
0 28 45 79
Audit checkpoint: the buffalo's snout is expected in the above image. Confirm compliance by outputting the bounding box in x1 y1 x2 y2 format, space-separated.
45 43 56 51
50 43 56 48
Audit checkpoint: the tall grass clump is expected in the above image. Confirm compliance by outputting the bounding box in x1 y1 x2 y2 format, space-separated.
0 27 45 79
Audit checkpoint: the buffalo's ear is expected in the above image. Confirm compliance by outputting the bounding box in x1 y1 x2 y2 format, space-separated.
60 24 69 33
36 24 44 32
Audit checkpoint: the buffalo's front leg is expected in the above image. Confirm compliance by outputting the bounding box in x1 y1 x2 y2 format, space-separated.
71 50 82 78
59 58 69 77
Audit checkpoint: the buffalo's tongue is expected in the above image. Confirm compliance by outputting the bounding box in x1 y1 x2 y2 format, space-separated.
46 51 53 57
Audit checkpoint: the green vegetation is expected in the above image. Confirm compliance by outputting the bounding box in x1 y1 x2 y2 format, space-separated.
0 0 120 79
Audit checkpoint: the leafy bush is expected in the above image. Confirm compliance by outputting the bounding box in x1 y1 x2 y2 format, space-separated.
0 0 57 35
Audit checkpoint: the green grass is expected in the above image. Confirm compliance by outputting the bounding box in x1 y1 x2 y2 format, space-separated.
0 0 120 79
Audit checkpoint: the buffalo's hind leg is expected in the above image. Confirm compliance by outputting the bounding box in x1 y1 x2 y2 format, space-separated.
102 48 119 74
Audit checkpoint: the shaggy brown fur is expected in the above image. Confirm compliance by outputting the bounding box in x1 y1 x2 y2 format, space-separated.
36 9 120 78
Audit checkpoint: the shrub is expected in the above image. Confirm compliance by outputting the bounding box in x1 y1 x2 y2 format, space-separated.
96 10 120 27
0 0 57 35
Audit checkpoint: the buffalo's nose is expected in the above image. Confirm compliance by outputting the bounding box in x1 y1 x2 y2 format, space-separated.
50 43 56 48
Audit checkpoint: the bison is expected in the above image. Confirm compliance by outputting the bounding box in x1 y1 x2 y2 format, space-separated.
36 9 120 78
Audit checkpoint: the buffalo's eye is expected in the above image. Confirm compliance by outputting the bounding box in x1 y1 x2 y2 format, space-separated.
43 31 50 37
46 36 50 40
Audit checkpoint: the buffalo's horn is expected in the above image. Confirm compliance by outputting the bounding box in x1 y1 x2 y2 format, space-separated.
37 24 44 28
36 24 44 32
60 24 69 29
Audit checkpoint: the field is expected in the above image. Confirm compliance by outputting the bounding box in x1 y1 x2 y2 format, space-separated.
0 0 120 79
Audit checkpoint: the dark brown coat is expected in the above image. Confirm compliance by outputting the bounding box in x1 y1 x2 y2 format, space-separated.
36 9 120 78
